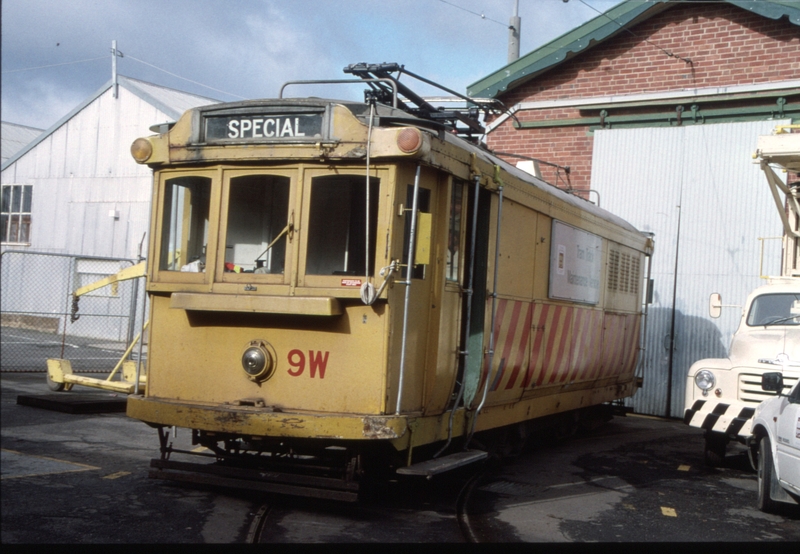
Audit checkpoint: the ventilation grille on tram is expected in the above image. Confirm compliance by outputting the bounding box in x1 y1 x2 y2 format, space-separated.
608 250 640 295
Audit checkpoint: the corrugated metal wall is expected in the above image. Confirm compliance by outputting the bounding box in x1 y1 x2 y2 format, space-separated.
591 119 789 418
1 85 161 260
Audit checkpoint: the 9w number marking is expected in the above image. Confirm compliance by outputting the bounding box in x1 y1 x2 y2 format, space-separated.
287 349 329 379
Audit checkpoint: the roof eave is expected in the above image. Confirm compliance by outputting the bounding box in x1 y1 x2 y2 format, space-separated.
1 79 114 172
467 0 800 100
468 1 670 99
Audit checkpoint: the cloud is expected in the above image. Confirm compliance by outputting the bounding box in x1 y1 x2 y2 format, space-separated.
1 0 624 129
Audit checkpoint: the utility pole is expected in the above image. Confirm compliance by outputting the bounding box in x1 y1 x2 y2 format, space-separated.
111 40 123 98
508 0 521 63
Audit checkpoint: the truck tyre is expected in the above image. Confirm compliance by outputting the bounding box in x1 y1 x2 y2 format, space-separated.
757 435 780 514
703 433 726 467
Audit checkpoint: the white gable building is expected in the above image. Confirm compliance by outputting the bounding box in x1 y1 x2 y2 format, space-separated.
1 76 218 258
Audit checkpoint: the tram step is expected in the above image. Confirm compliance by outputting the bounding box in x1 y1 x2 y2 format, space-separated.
396 449 488 477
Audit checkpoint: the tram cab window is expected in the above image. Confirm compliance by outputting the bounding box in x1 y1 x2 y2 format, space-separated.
160 176 211 272
306 175 379 276
402 185 431 280
225 175 290 274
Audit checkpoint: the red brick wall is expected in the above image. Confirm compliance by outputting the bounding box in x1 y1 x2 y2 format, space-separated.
488 3 800 193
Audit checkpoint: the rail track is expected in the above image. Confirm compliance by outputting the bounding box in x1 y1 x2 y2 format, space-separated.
245 464 492 543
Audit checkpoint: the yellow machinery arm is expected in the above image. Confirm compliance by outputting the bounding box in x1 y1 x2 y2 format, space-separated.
48 261 148 393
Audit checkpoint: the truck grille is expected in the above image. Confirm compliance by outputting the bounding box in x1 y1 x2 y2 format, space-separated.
738 372 799 404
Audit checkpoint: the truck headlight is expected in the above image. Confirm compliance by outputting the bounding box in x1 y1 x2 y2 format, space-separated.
694 370 716 391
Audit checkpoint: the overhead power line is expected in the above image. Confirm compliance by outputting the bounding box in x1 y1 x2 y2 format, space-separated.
2 48 247 100
2 56 107 74
123 54 247 99
576 0 693 64
436 0 509 27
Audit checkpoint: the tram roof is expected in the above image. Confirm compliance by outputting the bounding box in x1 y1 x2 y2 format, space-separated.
180 96 645 237
441 128 643 236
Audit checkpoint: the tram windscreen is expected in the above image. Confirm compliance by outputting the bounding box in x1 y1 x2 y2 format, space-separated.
225 175 290 273
306 175 378 276
160 176 211 271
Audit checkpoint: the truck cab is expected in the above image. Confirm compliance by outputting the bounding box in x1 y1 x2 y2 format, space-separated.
684 278 800 465
685 126 800 466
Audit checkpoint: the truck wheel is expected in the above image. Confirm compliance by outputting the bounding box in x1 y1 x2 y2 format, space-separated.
757 435 780 514
703 434 726 467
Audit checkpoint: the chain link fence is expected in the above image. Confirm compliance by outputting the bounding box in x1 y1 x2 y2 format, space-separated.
1 250 147 373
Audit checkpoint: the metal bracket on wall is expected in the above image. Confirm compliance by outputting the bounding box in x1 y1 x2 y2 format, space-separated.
774 97 786 119
671 105 685 126
690 104 704 124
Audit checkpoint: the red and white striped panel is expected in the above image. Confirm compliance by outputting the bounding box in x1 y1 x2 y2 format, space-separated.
483 301 641 394
485 299 532 392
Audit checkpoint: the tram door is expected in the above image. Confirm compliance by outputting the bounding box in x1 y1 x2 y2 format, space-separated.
460 185 492 408
392 166 436 414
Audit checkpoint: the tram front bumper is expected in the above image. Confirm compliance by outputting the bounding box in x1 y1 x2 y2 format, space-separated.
126 395 409 441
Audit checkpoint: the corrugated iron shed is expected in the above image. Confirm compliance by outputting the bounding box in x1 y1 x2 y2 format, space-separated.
591 119 790 418
1 75 219 259
2 76 218 171
1 122 43 163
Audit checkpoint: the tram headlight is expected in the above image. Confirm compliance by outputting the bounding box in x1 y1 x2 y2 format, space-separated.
241 340 277 383
130 138 153 163
694 369 716 391
397 128 422 153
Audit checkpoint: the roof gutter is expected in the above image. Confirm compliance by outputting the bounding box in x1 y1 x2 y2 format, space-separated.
485 80 800 134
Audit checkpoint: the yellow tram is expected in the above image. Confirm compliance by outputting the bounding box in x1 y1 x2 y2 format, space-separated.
127 64 653 500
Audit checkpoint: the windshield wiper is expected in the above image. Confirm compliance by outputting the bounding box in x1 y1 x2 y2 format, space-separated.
762 315 800 327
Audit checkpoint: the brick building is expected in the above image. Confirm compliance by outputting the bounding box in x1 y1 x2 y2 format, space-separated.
470 0 798 193
469 0 799 417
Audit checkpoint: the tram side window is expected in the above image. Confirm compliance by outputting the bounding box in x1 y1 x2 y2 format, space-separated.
446 182 464 282
402 185 431 280
306 176 379 276
160 176 211 272
226 175 290 274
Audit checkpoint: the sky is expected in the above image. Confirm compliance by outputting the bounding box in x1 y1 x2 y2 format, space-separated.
1 0 624 131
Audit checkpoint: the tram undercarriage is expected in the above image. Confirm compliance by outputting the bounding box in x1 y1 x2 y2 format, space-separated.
150 426 383 502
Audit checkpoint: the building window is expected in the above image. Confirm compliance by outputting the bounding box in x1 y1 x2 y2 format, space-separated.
1 184 32 244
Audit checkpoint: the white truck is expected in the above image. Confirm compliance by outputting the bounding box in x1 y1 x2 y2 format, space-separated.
749 372 800 512
684 127 800 466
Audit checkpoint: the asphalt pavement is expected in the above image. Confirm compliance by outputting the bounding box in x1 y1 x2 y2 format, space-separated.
2 372 798 543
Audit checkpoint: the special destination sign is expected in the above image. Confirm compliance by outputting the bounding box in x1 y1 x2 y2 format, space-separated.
203 112 324 142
